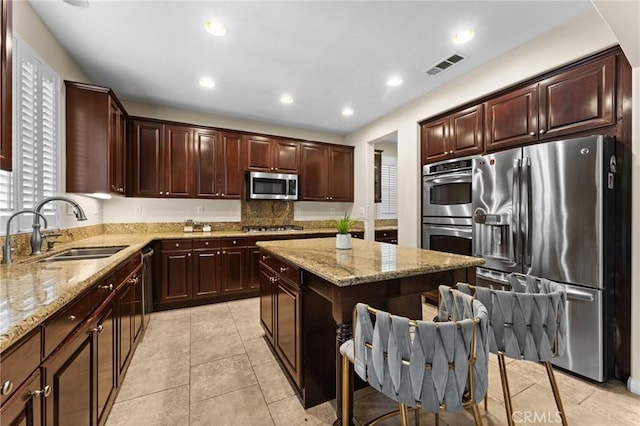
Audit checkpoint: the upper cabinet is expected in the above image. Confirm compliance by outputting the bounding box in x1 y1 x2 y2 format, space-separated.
0 0 11 172
194 129 244 199
300 143 354 202
421 104 484 164
485 55 615 152
65 81 128 194
245 135 300 173
130 119 193 198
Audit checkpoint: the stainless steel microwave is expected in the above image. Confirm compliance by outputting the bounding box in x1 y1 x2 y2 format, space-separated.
246 171 299 200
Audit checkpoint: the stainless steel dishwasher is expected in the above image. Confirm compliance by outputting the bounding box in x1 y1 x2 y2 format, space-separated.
142 246 154 329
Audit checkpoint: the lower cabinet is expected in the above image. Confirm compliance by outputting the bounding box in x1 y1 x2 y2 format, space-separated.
375 229 398 244
96 299 117 426
0 370 43 426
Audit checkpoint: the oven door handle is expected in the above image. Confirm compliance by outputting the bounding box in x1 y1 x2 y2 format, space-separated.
423 225 472 239
423 171 471 184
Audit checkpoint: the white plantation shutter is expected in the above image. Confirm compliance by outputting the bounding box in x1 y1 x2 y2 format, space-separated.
377 158 397 219
0 37 60 234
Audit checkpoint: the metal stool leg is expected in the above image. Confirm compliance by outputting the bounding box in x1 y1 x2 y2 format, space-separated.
497 353 515 426
341 354 351 426
414 407 420 426
399 403 410 426
434 412 439 426
484 395 488 410
544 361 568 426
471 403 484 426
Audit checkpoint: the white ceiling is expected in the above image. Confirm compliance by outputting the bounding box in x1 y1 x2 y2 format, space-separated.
29 0 594 135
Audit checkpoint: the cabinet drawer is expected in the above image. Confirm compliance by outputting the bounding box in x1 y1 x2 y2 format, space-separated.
42 290 93 359
193 239 220 250
261 254 299 286
162 239 193 250
0 329 41 405
219 237 246 248
374 230 397 239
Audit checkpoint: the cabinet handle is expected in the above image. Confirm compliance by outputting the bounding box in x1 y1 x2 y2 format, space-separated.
216 193 220 196
188 253 191 257
222 251 226 254
279 267 288 273
119 187 124 192
232 240 236 245
160 191 164 195
262 255 269 261
68 315 77 321
449 150 454 154
529 131 535 136
1 380 12 396
217 251 221 255
274 168 278 171
539 129 546 134
30 385 51 398
269 276 278 283
91 325 104 333
221 193 225 196
205 241 209 246
166 191 170 195
175 243 180 247
98 283 114 291
127 277 139 285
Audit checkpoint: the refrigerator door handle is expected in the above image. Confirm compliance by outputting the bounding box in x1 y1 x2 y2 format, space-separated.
565 287 596 302
522 157 532 267
512 158 522 264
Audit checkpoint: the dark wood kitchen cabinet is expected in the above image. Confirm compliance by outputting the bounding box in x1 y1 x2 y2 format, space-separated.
194 129 244 199
245 245 262 291
485 55 615 152
0 370 42 426
192 239 220 298
0 0 11 172
245 135 300 173
219 238 245 294
96 298 116 426
300 142 354 202
375 229 398 244
130 119 192 197
421 104 484 164
158 239 193 304
65 81 128 194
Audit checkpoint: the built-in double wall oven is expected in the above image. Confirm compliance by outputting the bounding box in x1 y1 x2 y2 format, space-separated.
422 156 476 272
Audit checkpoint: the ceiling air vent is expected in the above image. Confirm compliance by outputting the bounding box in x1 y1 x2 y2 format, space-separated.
424 53 467 76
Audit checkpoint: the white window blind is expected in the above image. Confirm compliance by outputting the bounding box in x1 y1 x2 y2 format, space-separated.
377 158 397 219
0 36 60 234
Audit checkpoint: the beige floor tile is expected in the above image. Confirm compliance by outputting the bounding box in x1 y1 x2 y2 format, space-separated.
116 354 190 402
227 297 260 314
106 385 189 426
130 329 190 364
149 308 191 326
244 337 275 366
268 395 336 425
352 390 401 425
191 316 238 340
190 384 274 426
437 398 508 426
191 331 246 366
254 360 296 403
190 302 232 324
486 358 536 404
235 320 266 342
142 320 190 344
580 386 640 425
190 354 257 403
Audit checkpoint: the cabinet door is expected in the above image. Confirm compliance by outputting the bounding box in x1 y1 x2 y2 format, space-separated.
96 301 116 426
450 104 484 156
192 249 219 298
0 370 42 426
328 146 354 202
485 84 538 152
164 124 192 197
245 135 273 171
131 120 164 197
259 264 275 344
275 281 301 386
219 247 244 294
44 322 95 426
130 268 144 345
245 247 261 291
300 143 328 201
0 0 12 172
421 118 449 164
109 101 126 195
539 55 615 140
160 250 192 302
117 283 133 377
218 132 244 199
273 139 300 173
193 128 219 198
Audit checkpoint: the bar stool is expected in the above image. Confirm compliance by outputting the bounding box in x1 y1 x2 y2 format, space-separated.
339 287 490 426
456 274 568 426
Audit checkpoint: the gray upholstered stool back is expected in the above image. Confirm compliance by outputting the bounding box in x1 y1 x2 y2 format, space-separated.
350 288 489 413
454 274 566 362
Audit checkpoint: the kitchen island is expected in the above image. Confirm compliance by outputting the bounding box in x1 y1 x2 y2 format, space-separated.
256 237 484 426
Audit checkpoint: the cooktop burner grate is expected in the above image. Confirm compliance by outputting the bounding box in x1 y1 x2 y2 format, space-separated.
242 225 304 233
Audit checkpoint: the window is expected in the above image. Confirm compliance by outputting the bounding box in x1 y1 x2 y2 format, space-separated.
377 158 397 219
0 36 61 234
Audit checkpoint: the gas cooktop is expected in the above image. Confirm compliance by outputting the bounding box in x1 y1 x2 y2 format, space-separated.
242 225 304 233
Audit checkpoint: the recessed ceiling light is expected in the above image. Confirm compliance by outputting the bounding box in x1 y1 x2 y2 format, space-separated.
280 94 294 104
342 107 354 116
386 76 403 87
199 77 215 88
453 29 475 44
63 0 89 7
205 21 228 37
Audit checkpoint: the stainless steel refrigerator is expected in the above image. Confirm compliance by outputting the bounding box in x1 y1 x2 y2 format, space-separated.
472 135 617 382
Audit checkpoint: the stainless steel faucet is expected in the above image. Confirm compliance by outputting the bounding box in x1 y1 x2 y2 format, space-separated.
3 210 48 264
30 196 88 255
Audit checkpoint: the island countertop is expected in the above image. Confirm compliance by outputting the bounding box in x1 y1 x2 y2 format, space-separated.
256 237 484 286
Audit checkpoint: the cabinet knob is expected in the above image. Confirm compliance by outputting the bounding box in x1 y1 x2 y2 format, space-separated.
98 283 114 291
119 187 124 192
91 325 104 333
68 315 77 321
232 240 236 245
262 255 269 261
449 150 454 154
160 191 164 195
221 193 225 196
127 277 139 285
1 380 13 396
30 385 51 398
222 251 226 254
216 193 220 196
166 191 170 195
205 241 209 246
175 243 180 247
188 253 191 257
529 132 536 136
279 267 288 273
217 251 221 255
539 129 546 134
274 168 278 171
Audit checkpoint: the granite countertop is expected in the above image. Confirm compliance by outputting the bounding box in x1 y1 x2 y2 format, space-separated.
0 228 341 352
257 237 484 287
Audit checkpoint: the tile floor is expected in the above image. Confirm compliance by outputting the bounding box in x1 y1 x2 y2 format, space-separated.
106 298 640 426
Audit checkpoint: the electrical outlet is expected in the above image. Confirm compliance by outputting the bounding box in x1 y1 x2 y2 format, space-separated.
134 205 142 215
330 208 335 215
359 206 365 216
196 206 204 215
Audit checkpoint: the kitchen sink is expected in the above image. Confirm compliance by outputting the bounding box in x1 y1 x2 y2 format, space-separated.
35 246 128 262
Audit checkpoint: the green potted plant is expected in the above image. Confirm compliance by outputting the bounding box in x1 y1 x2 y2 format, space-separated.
334 213 355 249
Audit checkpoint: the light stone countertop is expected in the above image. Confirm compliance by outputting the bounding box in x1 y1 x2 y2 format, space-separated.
257 237 484 287
0 228 340 352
